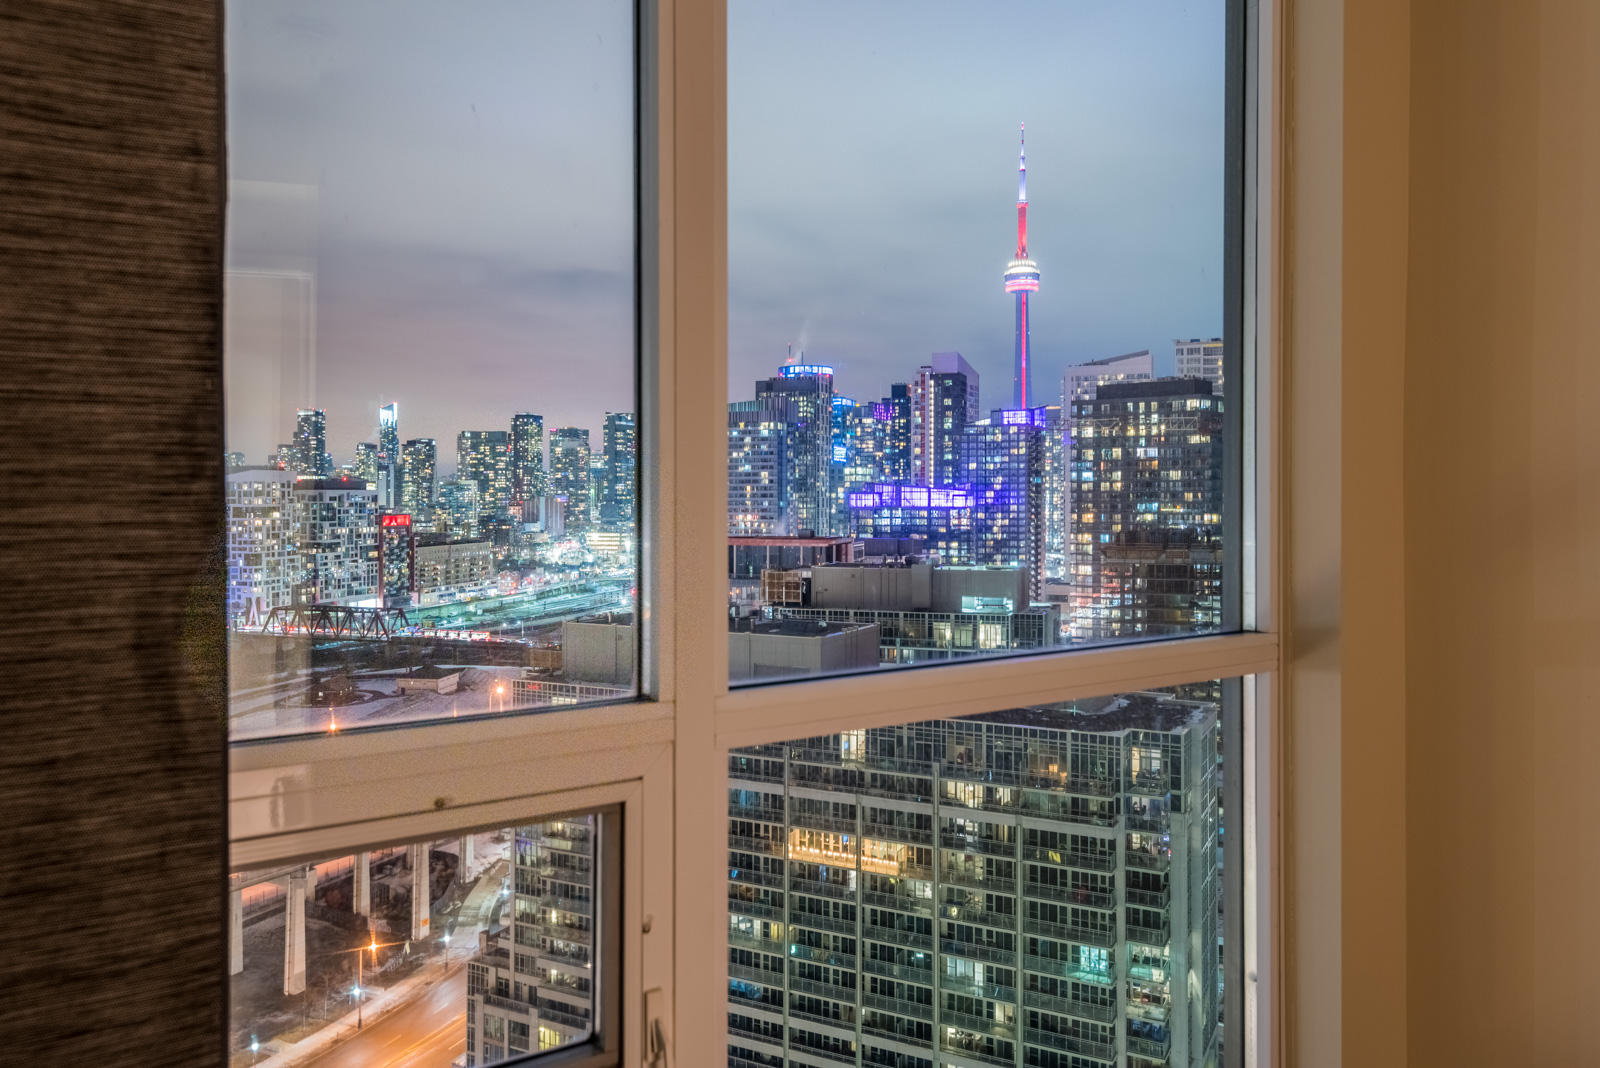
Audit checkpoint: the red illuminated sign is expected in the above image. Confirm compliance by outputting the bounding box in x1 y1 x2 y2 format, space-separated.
381 514 412 527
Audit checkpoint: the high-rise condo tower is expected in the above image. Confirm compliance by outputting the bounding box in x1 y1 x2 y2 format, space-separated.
1004 123 1040 408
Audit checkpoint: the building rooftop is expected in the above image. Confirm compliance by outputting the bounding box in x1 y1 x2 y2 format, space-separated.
1096 377 1215 401
964 691 1216 735
730 535 858 548
730 617 869 638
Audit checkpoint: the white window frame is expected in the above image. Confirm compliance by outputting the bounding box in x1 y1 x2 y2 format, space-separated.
227 1 1286 1065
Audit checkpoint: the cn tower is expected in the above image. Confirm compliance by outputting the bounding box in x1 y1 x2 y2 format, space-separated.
1003 123 1040 408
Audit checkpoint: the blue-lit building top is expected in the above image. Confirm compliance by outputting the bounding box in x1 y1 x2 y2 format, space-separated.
845 482 975 564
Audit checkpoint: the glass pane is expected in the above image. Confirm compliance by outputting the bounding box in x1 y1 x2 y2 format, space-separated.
728 2 1233 684
224 0 637 738
229 817 602 1067
727 684 1233 1068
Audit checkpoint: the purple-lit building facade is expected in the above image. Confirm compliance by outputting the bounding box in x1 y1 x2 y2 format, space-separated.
846 483 975 563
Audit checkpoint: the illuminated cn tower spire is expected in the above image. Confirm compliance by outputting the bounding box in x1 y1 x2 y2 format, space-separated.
1003 122 1040 408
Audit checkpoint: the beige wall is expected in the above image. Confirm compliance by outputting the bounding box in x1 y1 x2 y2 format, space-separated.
1404 1 1600 1064
1291 0 1600 1064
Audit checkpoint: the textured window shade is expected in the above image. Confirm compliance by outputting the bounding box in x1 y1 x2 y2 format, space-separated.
0 2 225 1064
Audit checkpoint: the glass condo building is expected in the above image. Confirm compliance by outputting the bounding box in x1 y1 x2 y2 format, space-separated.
727 693 1221 1068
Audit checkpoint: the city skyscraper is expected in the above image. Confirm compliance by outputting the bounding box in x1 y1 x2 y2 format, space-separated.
438 478 480 539
289 408 333 477
726 693 1221 1068
729 399 794 536
549 427 593 529
296 477 380 605
599 411 636 527
755 364 835 536
465 819 597 1064
511 413 547 502
1069 378 1223 642
376 403 401 507
1004 124 1041 409
1174 338 1225 392
883 382 912 484
1063 350 1155 405
912 353 980 487
353 441 379 486
400 438 438 517
225 469 302 623
457 430 512 516
961 409 1049 600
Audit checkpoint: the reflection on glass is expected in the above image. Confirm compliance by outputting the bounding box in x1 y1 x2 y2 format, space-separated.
727 685 1225 1068
228 817 597 1067
224 0 637 737
728 2 1229 683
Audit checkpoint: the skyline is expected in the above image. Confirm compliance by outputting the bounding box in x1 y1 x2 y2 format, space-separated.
224 0 1225 464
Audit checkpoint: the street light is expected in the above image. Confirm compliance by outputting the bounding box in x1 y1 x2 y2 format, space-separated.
250 1037 259 1066
442 932 452 968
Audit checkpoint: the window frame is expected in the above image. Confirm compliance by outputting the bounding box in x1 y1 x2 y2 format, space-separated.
226 1 1285 1066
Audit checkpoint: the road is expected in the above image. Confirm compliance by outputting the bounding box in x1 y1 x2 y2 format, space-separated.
303 964 466 1068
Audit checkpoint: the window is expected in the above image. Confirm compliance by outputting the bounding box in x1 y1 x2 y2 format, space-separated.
224 0 639 740
227 2 1277 1068
722 685 1237 1068
228 815 617 1066
725 1 1240 685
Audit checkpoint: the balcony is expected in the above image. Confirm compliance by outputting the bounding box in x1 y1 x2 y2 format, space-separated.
788 1004 856 1031
727 962 781 986
1023 845 1116 872
788 944 856 970
788 974 858 1005
727 931 786 955
1023 953 1118 985
1125 814 1168 834
786 1039 857 1066
726 1024 783 1047
860 956 933 984
536 921 592 946
938 939 1015 967
1127 774 1170 798
862 1017 934 1048
731 867 784 890
1023 917 1116 949
940 903 1017 931
728 803 783 824
1023 988 1117 1024
862 822 934 847
790 811 858 835
1025 773 1117 798
1125 921 1171 947
861 991 932 1020
939 1006 1016 1041
729 762 784 786
537 999 592 1032
939 831 1017 857
861 889 933 915
790 875 856 901
1124 851 1171 873
861 922 934 951
1021 805 1122 829
728 833 784 856
536 894 592 916
790 910 856 936
729 898 783 921
938 974 1016 1004
940 868 1016 895
1125 886 1170 909
482 993 531 1016
1023 1028 1117 1064
1025 882 1117 911
1127 1033 1173 1062
939 1032 1014 1068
